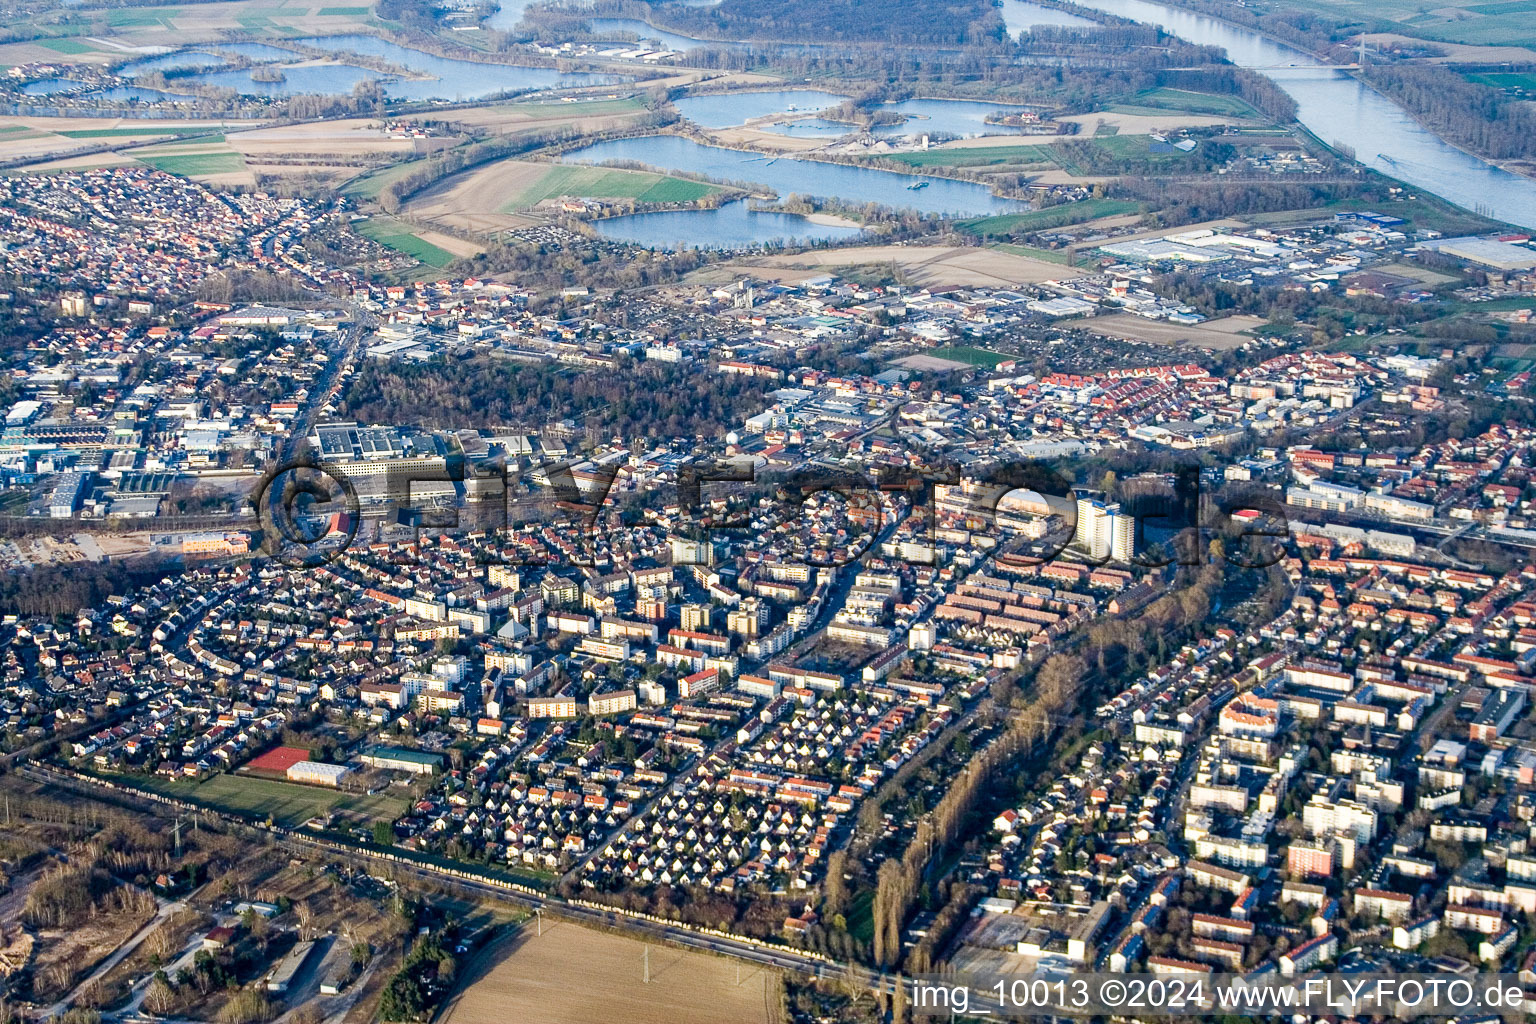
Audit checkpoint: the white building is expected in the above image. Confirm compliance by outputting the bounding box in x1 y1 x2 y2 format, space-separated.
1074 497 1135 561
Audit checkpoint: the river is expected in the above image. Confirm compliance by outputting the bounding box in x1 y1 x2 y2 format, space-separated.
179 34 625 101
1066 0 1536 229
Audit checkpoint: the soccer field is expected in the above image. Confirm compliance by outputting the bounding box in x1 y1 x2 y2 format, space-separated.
134 772 408 828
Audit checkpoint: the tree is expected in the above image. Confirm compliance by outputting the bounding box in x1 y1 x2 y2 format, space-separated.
373 821 395 847
1035 654 1086 713
144 974 178 1017
823 850 849 918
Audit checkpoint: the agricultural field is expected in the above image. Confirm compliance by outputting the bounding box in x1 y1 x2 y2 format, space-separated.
886 144 1057 169
497 164 719 208
956 198 1142 239
1086 312 1272 350
744 243 1083 287
438 921 776 1024
1464 70 1536 93
990 241 1073 264
354 215 465 268
131 143 250 183
1272 0 1536 47
128 771 410 828
0 0 385 67
401 158 723 235
1108 87 1260 118
0 116 256 164
343 157 431 200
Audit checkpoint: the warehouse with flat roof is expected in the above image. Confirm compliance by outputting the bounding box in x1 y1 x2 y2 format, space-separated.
358 745 443 775
286 760 351 787
1426 236 1536 270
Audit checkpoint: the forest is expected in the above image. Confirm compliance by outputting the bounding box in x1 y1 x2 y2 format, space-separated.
584 0 1002 46
339 355 772 441
1359 64 1536 162
0 561 165 618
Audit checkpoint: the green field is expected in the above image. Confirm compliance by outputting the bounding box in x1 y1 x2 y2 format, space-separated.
132 772 409 828
502 164 718 210
509 97 647 118
930 345 1011 368
355 216 457 268
342 157 428 200
887 144 1057 169
59 126 228 139
1245 194 1511 237
1465 71 1536 92
0 126 26 135
991 241 1073 264
1261 0 1536 46
1109 87 1259 118
956 198 1141 239
318 5 370 13
36 38 94 54
105 7 180 26
137 152 245 176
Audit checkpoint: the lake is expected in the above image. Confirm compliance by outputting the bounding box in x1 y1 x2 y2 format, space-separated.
21 78 90 96
563 135 1023 216
118 50 228 77
187 63 385 98
287 35 624 101
86 86 196 102
486 0 537 32
872 97 1042 138
213 42 301 62
1070 0 1536 229
999 0 1099 33
586 18 740 52
761 117 864 138
674 89 850 128
171 35 625 101
587 198 862 249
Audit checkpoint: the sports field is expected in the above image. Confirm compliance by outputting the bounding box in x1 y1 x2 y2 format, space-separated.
132 772 409 828
930 345 1011 368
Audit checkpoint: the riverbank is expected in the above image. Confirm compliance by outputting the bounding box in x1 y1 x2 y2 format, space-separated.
1063 0 1536 229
